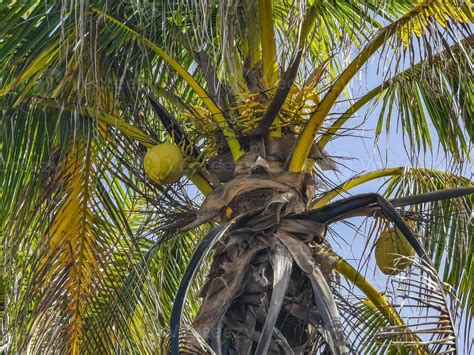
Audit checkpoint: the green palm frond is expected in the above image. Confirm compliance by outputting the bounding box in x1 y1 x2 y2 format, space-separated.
1 108 204 352
375 37 473 162
314 165 472 319
382 168 473 319
81 219 209 353
336 293 398 354
289 0 473 172
3 126 99 353
71 125 207 353
319 35 473 154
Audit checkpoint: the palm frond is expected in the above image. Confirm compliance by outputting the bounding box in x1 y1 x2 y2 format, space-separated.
375 36 473 162
289 0 473 172
382 168 473 322
81 229 208 353
318 34 473 154
335 291 400 354
3 128 99 353
329 230 458 353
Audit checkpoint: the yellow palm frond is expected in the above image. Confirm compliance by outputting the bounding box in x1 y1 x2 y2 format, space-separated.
41 141 100 355
397 0 473 47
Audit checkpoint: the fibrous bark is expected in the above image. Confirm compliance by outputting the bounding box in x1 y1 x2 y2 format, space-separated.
186 135 342 354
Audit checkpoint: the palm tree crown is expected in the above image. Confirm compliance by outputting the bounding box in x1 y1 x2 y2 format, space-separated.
0 0 473 353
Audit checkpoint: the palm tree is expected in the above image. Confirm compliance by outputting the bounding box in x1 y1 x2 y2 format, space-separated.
1 0 473 353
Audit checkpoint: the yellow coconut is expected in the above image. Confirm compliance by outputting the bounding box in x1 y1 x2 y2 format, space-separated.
375 227 415 275
143 143 184 185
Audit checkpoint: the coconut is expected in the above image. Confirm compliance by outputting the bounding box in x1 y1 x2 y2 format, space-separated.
375 227 415 275
143 143 184 185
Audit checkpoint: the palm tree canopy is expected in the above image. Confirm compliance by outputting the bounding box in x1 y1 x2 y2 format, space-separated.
0 0 472 353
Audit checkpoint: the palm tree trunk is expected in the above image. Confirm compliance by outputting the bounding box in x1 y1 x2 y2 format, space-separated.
184 134 343 354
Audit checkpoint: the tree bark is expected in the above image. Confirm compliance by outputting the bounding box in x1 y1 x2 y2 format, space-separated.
185 135 341 354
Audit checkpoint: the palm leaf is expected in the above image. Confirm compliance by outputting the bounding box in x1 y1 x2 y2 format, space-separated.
375 41 473 161
3 128 99 353
318 34 473 154
382 168 473 322
289 0 473 172
335 291 401 354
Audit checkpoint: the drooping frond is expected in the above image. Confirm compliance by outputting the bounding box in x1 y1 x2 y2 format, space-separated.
3 128 99 353
334 260 457 354
382 168 473 323
80 228 209 353
375 36 473 162
318 34 473 156
1 101 209 352
313 165 472 327
335 289 400 354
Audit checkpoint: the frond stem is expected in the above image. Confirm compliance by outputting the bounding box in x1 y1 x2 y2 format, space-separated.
258 0 278 90
91 7 244 161
312 167 405 208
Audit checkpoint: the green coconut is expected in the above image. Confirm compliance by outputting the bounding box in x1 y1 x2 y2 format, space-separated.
375 227 415 275
143 143 184 185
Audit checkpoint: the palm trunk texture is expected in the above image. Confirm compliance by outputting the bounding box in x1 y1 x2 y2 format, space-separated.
181 135 345 354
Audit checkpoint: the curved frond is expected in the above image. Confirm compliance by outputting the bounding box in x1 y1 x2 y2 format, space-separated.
318 34 473 153
289 0 473 172
3 130 99 353
375 37 473 162
382 168 473 321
